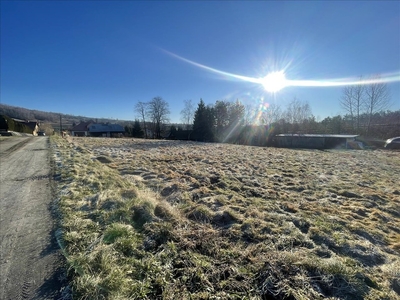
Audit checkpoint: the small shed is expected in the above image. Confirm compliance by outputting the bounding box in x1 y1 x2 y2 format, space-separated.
275 134 360 149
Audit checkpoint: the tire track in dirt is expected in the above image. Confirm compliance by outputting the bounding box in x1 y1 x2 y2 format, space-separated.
0 137 33 158
20 280 32 300
0 137 63 300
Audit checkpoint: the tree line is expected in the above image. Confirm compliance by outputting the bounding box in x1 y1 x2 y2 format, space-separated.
126 78 398 145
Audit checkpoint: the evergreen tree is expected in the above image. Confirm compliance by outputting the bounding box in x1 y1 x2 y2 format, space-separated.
214 100 230 141
192 99 215 141
124 125 132 137
169 125 177 139
132 119 144 138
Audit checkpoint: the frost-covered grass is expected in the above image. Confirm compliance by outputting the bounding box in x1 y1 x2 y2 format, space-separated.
52 136 400 299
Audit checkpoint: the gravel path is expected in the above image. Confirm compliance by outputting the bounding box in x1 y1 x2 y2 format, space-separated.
0 137 63 300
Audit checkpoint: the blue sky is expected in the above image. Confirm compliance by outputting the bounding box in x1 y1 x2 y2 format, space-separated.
1 1 399 123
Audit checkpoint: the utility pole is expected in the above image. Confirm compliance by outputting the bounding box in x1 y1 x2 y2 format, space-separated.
60 114 62 134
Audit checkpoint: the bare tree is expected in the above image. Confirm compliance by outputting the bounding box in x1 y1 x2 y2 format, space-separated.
147 96 170 139
263 103 282 125
38 123 55 136
244 104 256 125
135 101 148 138
340 78 365 133
285 98 312 124
299 102 312 123
284 99 296 124
180 99 195 130
364 75 391 135
228 99 245 126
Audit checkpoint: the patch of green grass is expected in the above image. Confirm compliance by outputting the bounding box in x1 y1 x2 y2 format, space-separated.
103 223 134 244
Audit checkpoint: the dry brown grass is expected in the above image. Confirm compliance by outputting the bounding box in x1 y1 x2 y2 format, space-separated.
54 136 400 299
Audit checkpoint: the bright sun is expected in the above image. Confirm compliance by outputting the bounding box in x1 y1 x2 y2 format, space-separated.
261 71 287 92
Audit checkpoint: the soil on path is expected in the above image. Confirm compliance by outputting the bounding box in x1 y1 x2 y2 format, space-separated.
0 137 63 300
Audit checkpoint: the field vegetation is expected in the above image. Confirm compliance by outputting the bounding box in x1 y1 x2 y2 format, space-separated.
52 136 400 299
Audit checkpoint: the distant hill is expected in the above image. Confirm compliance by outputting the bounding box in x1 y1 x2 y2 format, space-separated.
0 104 132 131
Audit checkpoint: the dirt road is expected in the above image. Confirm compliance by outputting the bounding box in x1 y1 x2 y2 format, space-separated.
0 137 63 300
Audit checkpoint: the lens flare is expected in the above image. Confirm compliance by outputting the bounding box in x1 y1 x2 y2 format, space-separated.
162 49 400 93
261 71 287 92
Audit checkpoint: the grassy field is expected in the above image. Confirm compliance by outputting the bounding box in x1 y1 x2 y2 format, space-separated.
52 136 400 300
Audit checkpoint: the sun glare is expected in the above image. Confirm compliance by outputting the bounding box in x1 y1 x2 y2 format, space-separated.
261 71 287 93
163 49 400 92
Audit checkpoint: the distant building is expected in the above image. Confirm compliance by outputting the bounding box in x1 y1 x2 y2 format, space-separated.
22 121 39 136
70 121 93 136
275 134 361 149
88 123 124 137
70 121 124 137
2 117 39 135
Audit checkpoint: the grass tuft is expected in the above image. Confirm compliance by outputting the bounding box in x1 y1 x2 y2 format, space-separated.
103 223 134 244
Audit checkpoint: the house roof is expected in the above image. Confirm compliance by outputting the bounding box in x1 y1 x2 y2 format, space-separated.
276 134 358 138
12 118 26 123
23 121 38 131
13 119 38 130
88 123 124 133
70 121 93 132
